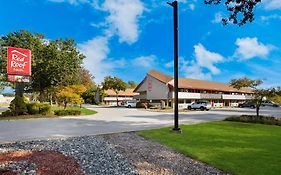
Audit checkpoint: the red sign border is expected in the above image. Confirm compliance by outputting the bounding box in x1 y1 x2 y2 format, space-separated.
7 46 32 76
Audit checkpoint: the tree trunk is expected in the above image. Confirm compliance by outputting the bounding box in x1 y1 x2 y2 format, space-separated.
49 93 53 105
116 94 119 106
64 102 67 109
256 106 260 117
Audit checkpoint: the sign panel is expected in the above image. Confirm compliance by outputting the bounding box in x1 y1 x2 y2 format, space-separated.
7 75 31 83
7 47 31 76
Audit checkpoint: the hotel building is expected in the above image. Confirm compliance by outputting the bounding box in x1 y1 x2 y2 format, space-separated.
134 69 253 108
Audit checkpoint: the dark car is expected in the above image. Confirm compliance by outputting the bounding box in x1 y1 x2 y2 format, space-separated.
238 102 256 108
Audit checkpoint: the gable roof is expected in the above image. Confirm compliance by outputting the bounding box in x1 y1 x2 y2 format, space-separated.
105 89 138 96
147 69 173 84
135 69 253 94
168 78 253 93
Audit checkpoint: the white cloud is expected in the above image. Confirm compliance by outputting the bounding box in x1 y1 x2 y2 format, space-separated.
102 0 145 44
78 37 110 83
212 12 223 24
263 0 281 10
133 55 157 67
185 62 212 80
188 4 195 11
194 44 224 74
260 14 281 22
178 45 224 80
49 0 145 82
233 37 274 60
48 0 89 5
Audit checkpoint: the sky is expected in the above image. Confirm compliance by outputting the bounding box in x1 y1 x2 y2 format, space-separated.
0 0 281 88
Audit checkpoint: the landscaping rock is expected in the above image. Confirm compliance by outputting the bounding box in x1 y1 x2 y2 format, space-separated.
0 133 229 175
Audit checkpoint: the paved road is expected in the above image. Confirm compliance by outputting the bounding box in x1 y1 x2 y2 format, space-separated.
0 105 280 143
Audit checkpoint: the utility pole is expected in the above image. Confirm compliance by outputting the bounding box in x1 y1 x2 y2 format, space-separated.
167 0 181 133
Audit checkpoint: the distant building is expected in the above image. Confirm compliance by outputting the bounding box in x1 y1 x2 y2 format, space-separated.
104 89 139 106
134 69 253 108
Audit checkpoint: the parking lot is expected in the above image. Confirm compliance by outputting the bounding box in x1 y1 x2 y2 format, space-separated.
0 105 280 143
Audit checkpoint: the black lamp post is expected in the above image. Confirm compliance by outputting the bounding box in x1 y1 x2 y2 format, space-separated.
167 0 181 133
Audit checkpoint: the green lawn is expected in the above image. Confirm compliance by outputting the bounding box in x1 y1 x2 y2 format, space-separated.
0 106 97 120
138 121 281 175
51 106 97 115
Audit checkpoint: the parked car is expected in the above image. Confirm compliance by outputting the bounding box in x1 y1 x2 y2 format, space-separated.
124 100 137 108
238 102 256 108
261 101 280 107
187 102 212 111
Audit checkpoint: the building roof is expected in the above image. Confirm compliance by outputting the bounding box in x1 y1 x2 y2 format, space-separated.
135 69 253 93
169 78 253 93
105 89 138 97
147 69 173 84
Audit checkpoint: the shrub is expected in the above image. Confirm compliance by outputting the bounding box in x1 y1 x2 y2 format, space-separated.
136 101 150 109
1 110 13 117
54 110 81 116
38 103 51 115
27 103 51 115
9 96 28 116
225 115 281 126
27 103 40 115
163 106 173 110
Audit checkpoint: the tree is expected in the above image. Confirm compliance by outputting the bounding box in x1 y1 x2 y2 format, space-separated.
0 30 85 102
0 30 44 96
127 81 137 89
56 85 87 109
102 76 127 106
230 77 276 117
79 67 96 89
205 0 262 26
269 87 281 104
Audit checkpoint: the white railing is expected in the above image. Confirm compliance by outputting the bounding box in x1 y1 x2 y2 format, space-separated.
169 92 201 99
222 94 248 100
104 97 134 101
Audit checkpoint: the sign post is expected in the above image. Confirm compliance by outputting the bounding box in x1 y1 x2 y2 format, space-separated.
7 47 32 96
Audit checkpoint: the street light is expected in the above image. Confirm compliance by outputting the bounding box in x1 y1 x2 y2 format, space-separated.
167 0 181 133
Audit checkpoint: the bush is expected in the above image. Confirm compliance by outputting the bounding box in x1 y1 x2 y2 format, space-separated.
54 110 81 116
27 103 51 115
39 103 51 115
9 96 28 116
225 115 281 126
1 110 13 117
163 106 173 110
27 103 40 115
136 101 150 109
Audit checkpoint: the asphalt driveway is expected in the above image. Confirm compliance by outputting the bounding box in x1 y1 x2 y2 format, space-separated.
0 105 280 143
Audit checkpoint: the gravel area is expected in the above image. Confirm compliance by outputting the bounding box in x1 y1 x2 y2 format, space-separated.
104 133 228 175
0 136 136 175
0 133 228 175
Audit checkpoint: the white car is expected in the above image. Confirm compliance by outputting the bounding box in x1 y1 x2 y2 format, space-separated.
187 102 212 111
124 100 137 108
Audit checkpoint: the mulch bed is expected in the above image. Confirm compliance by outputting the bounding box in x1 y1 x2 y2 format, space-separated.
0 150 84 175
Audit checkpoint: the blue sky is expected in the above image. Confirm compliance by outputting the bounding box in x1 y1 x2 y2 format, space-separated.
1 0 281 87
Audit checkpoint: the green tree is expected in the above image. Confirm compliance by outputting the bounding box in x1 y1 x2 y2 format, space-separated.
230 78 276 117
205 0 261 26
0 30 85 101
0 30 44 96
102 76 127 106
127 81 137 89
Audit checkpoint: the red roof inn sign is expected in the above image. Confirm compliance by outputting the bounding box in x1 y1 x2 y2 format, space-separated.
7 47 31 82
